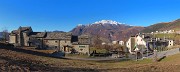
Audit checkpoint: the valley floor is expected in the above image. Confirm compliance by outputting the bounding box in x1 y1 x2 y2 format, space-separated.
0 46 180 72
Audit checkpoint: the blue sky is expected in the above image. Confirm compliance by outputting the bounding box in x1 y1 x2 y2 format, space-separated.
0 0 180 32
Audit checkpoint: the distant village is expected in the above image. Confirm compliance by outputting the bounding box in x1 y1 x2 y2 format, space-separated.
0 26 179 59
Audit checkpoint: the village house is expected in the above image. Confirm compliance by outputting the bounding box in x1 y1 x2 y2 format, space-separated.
101 42 106 45
176 30 180 34
112 40 124 46
151 30 175 34
119 41 124 46
72 35 90 54
9 26 90 54
9 26 34 46
126 35 146 54
126 34 174 54
112 41 118 45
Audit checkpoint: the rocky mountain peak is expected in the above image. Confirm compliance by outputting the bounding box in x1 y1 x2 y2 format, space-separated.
94 20 123 25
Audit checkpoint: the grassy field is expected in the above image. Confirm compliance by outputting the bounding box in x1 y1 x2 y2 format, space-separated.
90 47 108 53
154 33 175 39
1 44 180 72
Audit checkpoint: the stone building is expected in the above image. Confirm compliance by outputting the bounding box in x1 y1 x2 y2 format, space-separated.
72 44 90 54
168 40 174 47
9 26 90 54
72 35 90 54
9 26 33 46
28 32 46 48
119 41 124 46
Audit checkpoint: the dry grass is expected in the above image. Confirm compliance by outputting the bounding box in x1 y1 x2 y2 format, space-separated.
22 47 56 54
1 45 180 72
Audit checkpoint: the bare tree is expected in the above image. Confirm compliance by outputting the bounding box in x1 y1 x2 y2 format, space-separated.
93 35 103 49
112 44 125 51
2 28 9 42
102 44 112 51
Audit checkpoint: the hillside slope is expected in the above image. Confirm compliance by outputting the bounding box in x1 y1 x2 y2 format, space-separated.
142 19 180 33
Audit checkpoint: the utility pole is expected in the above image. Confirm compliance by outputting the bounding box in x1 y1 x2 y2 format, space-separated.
147 42 149 57
136 51 138 61
2 27 8 42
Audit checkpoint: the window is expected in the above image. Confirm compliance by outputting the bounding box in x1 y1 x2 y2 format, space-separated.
80 49 83 51
79 46 85 48
55 41 58 43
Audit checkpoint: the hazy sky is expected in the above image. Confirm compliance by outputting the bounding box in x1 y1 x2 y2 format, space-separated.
0 0 180 32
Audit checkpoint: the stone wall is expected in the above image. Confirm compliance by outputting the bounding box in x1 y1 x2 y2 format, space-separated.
22 32 30 46
44 39 72 52
44 39 60 50
72 44 89 54
9 35 16 44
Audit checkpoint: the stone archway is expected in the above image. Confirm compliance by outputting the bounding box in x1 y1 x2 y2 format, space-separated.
63 45 72 53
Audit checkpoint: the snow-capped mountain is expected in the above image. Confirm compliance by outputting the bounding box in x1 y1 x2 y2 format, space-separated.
94 20 123 25
70 20 145 42
77 20 126 27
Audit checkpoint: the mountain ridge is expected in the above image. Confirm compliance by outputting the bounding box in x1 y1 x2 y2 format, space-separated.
70 20 145 42
141 19 180 33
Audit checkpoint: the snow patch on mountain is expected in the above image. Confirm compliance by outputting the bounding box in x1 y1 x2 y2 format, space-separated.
94 20 123 25
77 20 128 27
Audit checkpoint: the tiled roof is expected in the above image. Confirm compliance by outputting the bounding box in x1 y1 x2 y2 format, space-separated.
19 26 32 32
78 35 89 38
10 26 32 35
45 32 72 40
11 30 18 34
29 32 46 38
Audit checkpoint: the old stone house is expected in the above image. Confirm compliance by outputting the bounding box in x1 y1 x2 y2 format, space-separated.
9 26 90 54
9 26 33 46
43 32 73 53
72 35 90 54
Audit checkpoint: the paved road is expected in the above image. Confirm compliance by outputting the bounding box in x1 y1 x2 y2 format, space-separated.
65 56 129 61
147 48 180 58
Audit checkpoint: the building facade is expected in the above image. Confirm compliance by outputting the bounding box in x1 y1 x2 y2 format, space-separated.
126 34 174 54
9 26 90 54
